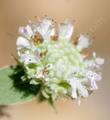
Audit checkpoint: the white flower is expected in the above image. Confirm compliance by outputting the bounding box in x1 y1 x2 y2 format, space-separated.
86 71 102 90
16 37 30 50
69 78 77 98
20 54 36 64
58 20 74 40
69 78 88 98
90 79 98 90
87 71 101 81
35 17 53 40
19 25 33 39
92 52 104 65
77 34 90 51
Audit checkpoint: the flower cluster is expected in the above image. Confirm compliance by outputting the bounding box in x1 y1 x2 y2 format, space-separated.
16 16 104 106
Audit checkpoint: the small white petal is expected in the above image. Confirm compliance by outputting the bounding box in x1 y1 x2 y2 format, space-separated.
50 28 56 36
90 79 98 90
95 73 102 81
19 25 33 39
93 52 96 58
69 79 77 98
77 34 90 51
95 58 104 65
26 25 34 38
69 78 88 98
77 81 88 98
87 71 102 81
20 54 36 64
16 37 30 50
58 21 74 40
20 54 31 62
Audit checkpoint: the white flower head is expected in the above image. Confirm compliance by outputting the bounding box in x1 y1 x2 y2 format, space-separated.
58 20 74 40
15 16 104 106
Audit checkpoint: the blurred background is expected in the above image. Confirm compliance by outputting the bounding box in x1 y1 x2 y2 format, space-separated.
0 0 110 120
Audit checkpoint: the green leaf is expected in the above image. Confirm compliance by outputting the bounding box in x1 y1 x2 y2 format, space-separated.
0 65 35 105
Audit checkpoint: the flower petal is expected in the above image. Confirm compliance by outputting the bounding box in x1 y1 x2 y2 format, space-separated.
69 78 77 98
90 79 98 90
16 37 30 50
87 71 102 81
77 34 90 51
95 57 104 65
58 21 74 40
20 53 36 64
77 81 88 98
35 17 53 40
19 25 33 39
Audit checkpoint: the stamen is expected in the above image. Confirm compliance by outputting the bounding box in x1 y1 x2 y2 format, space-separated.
32 32 43 44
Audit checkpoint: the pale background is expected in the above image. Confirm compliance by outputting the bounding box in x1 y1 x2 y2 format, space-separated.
0 0 110 120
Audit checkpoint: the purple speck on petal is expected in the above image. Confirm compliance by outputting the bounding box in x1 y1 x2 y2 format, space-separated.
23 28 27 33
